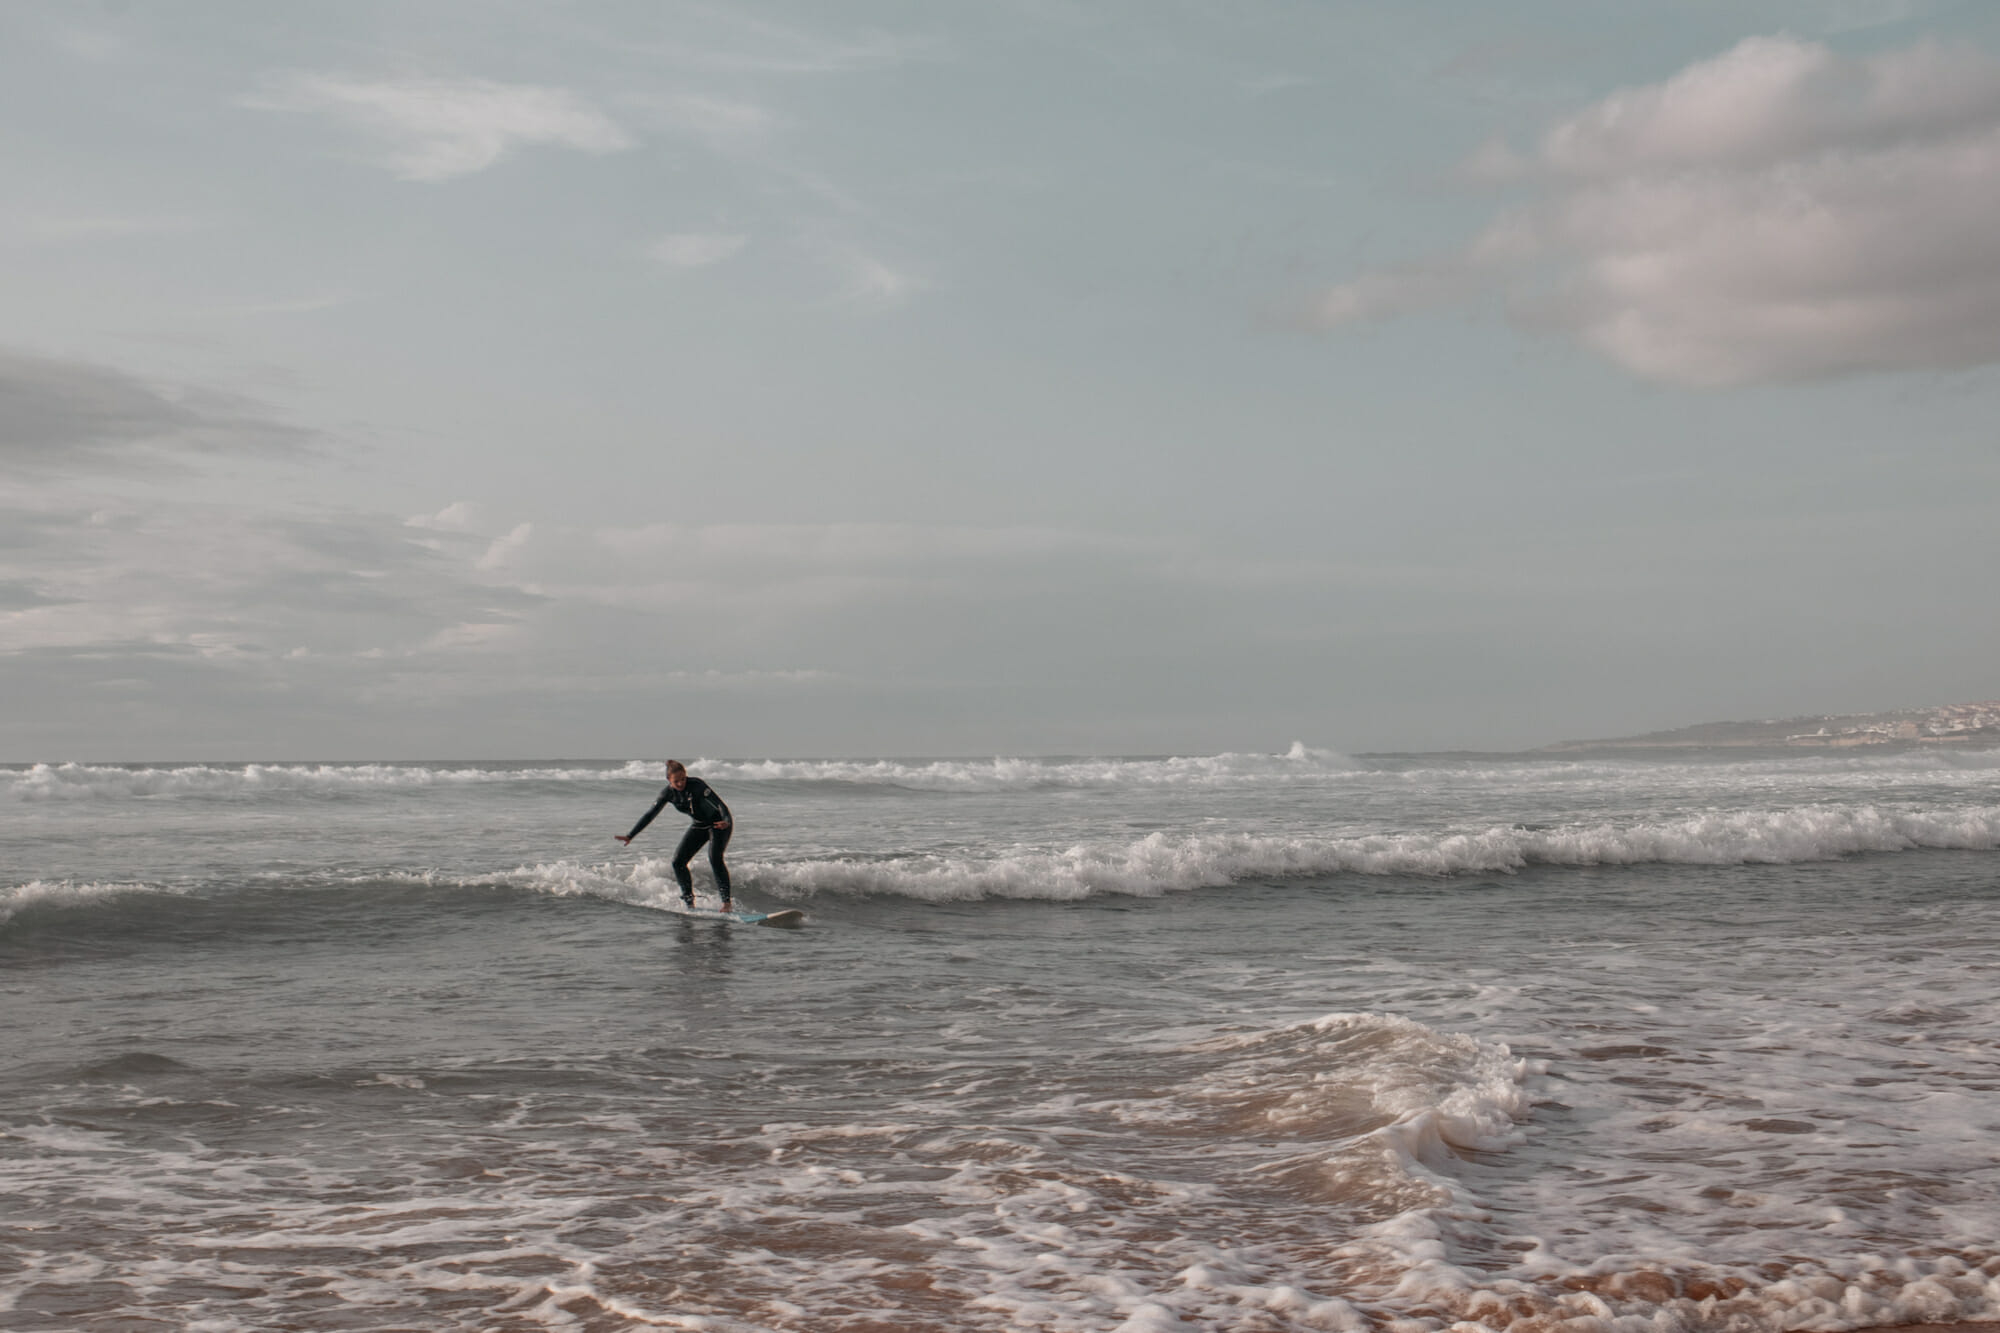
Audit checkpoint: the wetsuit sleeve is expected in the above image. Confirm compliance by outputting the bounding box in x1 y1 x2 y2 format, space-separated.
623 787 674 841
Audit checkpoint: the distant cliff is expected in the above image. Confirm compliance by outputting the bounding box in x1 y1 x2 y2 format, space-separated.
1544 701 2000 751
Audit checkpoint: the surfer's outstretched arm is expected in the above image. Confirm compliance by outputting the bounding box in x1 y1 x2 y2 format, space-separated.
616 791 672 845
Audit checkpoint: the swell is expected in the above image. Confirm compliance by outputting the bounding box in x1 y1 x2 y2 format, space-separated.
731 802 2000 900
13 744 2000 802
14 801 1996 929
1 746 1357 800
2 760 661 801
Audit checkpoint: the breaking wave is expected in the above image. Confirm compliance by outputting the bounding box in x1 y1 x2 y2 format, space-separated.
13 743 2000 804
12 803 2000 923
2 760 661 801
0 879 175 926
422 801 2000 907
1 746 1355 800
689 743 1356 790
727 802 2000 900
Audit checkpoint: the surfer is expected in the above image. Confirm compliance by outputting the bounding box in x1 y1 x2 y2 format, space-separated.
617 760 733 912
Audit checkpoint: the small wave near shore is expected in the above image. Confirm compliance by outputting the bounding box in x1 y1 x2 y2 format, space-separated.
729 803 2000 900
9 800 2000 926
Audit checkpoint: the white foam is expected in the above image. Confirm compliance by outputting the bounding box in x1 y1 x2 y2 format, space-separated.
376 860 729 915
353 800 2000 914
12 800 1998 927
0 879 170 925
858 1012 1532 1330
0 748 1358 801
1 760 664 801
1356 749 2000 791
12 743 2000 804
5 995 1995 1332
706 802 2000 901
688 742 1357 791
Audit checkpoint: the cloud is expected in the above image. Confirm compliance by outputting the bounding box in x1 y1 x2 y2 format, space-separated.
0 349 316 472
221 292 359 316
0 497 1141 676
604 15 942 77
1819 0 1934 37
1 213 221 244
1316 35 2000 386
244 72 635 181
475 522 534 572
835 252 920 307
0 579 70 610
1523 36 2000 176
647 93 781 150
407 501 484 533
0 496 542 663
1 488 1579 754
650 232 748 268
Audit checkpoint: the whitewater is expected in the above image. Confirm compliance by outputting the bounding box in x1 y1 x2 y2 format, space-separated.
4 744 1999 1331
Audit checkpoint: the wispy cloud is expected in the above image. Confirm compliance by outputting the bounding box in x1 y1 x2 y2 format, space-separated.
407 501 484 533
631 91 782 152
243 71 635 181
835 252 921 308
597 13 943 77
0 486 1504 753
1 498 1135 670
475 522 534 572
0 349 317 473
1316 35 2000 386
0 495 541 663
1819 0 1933 36
219 292 361 317
2 213 222 244
0 579 71 611
649 232 748 268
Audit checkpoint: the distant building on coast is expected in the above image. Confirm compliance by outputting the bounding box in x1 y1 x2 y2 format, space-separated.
1545 700 2000 752
1784 702 2000 746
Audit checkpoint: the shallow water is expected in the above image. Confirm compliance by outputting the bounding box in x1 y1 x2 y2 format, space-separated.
4 748 1999 1330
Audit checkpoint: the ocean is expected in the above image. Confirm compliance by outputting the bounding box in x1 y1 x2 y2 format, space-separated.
4 745 1999 1332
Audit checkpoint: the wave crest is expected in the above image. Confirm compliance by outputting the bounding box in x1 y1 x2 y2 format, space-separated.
3 760 662 801
467 802 2000 905
0 879 172 925
1 748 1351 800
740 803 2000 900
690 743 1356 790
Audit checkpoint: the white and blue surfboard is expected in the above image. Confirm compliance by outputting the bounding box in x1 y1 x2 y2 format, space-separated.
682 906 805 927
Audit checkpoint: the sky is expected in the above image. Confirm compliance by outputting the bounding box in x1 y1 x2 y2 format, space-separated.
4 0 2000 760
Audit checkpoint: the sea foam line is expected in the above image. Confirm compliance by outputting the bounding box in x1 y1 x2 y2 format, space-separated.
2 760 661 800
10 802 1998 922
2 746 1357 800
739 803 2000 900
472 802 2000 905
0 879 174 925
688 742 1356 789
13 743 2000 803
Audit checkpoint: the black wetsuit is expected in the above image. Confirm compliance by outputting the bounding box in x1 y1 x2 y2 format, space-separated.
625 776 733 907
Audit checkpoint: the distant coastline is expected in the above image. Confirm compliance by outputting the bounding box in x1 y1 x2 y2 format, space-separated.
1544 700 2000 752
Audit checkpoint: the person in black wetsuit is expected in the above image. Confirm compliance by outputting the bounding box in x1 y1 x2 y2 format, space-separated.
616 760 734 911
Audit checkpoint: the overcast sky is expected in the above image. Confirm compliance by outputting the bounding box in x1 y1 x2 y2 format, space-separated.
5 0 2000 760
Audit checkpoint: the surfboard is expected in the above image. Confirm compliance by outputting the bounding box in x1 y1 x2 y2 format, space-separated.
684 906 805 927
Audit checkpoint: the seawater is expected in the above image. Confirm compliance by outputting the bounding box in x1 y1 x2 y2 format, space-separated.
3 746 1998 1332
